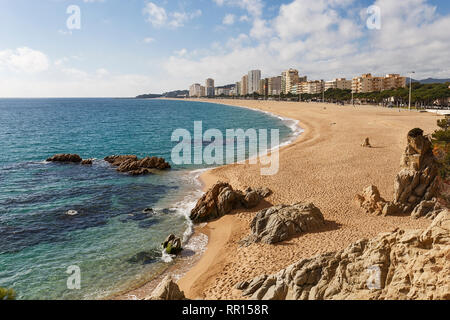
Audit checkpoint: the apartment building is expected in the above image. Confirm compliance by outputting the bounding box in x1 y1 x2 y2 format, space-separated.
352 73 407 93
205 78 215 97
268 76 282 96
235 81 241 96
258 78 269 96
282 69 299 94
383 74 407 90
189 83 202 97
248 70 262 94
241 75 248 95
298 80 325 94
325 78 352 91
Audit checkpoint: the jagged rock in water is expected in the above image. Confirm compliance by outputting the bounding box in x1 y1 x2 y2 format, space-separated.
104 155 171 175
47 154 82 163
81 159 93 165
357 129 441 218
104 155 138 166
238 210 450 300
242 203 325 245
146 276 186 300
189 182 272 223
162 234 182 255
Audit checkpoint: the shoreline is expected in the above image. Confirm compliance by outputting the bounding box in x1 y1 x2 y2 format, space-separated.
111 99 299 300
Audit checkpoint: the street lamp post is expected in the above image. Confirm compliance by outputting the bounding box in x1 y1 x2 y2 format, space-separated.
322 80 325 103
409 71 415 111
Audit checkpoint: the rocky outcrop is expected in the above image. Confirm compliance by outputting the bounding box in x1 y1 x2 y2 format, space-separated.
104 155 171 175
162 234 182 255
81 159 93 165
357 129 442 218
242 203 325 245
361 138 371 148
47 154 82 163
146 276 186 300
355 185 399 216
190 182 272 223
238 210 450 300
394 129 440 213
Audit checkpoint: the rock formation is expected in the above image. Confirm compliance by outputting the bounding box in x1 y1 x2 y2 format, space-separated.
190 182 272 223
81 159 93 165
242 203 325 245
146 275 186 300
238 209 449 300
355 185 398 216
46 154 82 163
162 234 182 255
104 155 171 175
356 129 443 218
361 138 371 148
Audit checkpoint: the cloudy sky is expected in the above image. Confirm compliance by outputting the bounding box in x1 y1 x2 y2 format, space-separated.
0 0 449 97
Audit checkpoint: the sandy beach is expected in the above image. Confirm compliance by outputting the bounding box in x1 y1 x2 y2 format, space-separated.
173 99 441 300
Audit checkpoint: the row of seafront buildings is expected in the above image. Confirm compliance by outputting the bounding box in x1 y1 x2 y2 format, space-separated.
189 69 407 98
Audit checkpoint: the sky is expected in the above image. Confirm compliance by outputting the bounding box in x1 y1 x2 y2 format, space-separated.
0 0 449 97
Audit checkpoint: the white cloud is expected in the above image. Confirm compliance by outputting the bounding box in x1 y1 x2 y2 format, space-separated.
223 14 235 25
143 2 168 27
0 47 49 73
143 2 201 28
170 0 450 85
169 9 202 28
2 0 450 97
143 37 155 43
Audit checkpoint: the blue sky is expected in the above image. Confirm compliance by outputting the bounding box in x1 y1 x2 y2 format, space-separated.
0 0 449 97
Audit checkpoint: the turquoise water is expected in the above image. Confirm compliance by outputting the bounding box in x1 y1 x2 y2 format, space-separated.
0 98 294 300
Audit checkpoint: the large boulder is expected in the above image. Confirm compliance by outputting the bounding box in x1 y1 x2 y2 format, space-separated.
357 129 441 218
162 234 182 255
190 183 271 223
238 210 450 300
104 155 171 175
242 203 325 245
394 129 440 213
47 154 82 163
146 276 186 300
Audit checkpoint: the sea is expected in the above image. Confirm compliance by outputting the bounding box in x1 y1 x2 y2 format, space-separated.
0 98 300 300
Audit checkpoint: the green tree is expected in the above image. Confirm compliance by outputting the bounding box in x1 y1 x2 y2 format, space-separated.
0 287 16 300
432 115 450 179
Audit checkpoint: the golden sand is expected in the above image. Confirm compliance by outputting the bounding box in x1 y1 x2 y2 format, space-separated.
176 99 440 300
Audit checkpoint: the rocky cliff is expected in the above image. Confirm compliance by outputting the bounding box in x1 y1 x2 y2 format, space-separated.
356 129 445 218
237 210 449 300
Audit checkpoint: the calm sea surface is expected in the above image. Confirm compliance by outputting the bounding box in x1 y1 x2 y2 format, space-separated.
0 98 295 300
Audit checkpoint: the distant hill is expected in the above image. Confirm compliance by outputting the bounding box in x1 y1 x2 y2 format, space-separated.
412 78 450 84
135 93 162 99
135 90 189 99
162 90 189 98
